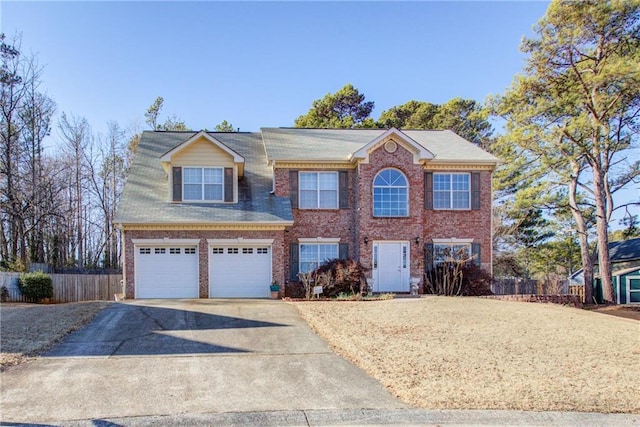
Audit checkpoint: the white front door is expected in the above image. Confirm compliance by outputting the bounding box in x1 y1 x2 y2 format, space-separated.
373 241 410 292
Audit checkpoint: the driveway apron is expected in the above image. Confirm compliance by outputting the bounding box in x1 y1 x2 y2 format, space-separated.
0 300 404 424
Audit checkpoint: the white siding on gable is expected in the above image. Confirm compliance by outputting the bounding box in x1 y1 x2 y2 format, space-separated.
171 137 236 167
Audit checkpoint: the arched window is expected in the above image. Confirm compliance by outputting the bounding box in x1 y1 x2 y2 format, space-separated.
373 169 408 217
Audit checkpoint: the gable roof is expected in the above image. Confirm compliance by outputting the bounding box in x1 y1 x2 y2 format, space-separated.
350 128 434 163
115 131 292 225
260 128 499 165
609 237 640 263
160 130 245 176
160 130 244 163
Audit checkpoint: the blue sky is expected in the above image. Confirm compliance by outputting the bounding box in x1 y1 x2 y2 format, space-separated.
5 1 637 227
3 1 550 136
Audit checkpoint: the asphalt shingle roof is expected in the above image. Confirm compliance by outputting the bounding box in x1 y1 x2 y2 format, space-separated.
260 128 499 163
117 128 499 225
609 237 640 263
115 131 292 224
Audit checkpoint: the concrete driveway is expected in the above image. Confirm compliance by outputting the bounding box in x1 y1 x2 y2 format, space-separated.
0 299 404 424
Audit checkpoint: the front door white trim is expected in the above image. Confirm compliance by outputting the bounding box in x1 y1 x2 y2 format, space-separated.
372 241 410 293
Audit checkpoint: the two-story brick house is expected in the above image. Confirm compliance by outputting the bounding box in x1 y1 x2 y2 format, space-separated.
115 127 498 299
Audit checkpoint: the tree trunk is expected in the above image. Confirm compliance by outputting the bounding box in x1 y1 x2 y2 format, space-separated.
593 166 615 303
568 163 594 304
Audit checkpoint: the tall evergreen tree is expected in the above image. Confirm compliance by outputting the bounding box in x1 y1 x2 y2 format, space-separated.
495 0 640 303
295 84 375 128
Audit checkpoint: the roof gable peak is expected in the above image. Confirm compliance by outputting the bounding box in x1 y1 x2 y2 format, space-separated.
349 128 435 164
160 130 245 164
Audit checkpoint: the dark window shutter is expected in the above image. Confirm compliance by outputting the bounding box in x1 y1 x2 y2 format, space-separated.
339 171 348 209
471 172 481 210
339 243 348 260
424 172 433 210
424 243 434 271
289 170 298 209
290 243 299 281
172 167 182 202
471 243 481 267
224 167 234 202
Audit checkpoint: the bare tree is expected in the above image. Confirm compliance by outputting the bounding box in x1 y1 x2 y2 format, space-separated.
58 113 91 267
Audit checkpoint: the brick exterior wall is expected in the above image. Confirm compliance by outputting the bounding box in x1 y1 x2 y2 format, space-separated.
357 144 426 275
123 229 285 299
423 170 493 271
278 168 358 282
279 142 494 284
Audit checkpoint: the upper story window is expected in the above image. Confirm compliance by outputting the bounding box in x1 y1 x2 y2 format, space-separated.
373 168 408 217
299 172 338 209
183 167 223 201
433 173 470 210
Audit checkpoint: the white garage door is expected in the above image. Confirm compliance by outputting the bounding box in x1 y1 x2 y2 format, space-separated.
209 245 271 298
135 246 199 298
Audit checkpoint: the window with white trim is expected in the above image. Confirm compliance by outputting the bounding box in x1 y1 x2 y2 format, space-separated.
299 244 338 273
183 167 223 201
433 173 470 209
185 247 196 254
299 172 338 209
139 248 151 254
433 242 471 265
154 248 166 254
373 169 408 217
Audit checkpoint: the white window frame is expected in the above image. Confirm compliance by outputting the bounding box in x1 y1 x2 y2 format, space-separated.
433 173 471 210
373 168 409 217
298 241 339 274
298 171 339 209
432 238 473 266
183 166 224 201
628 275 640 304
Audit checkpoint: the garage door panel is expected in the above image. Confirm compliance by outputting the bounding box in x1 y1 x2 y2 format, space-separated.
210 246 271 298
135 246 199 299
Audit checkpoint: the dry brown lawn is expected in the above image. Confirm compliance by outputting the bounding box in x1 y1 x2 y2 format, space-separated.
0 301 109 370
293 297 640 413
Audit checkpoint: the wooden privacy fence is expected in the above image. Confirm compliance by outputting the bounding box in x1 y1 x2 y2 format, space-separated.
568 285 585 302
0 272 123 303
492 278 569 296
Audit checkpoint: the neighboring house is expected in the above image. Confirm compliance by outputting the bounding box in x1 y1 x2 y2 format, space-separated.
568 237 640 304
114 127 499 299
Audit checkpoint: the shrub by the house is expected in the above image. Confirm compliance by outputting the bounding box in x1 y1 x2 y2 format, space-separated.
459 264 493 296
18 271 53 303
425 261 493 296
313 258 369 298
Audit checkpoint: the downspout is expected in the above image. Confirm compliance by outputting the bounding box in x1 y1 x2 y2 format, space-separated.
118 223 126 300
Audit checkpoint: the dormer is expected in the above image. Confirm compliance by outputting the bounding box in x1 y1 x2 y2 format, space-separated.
160 131 245 203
